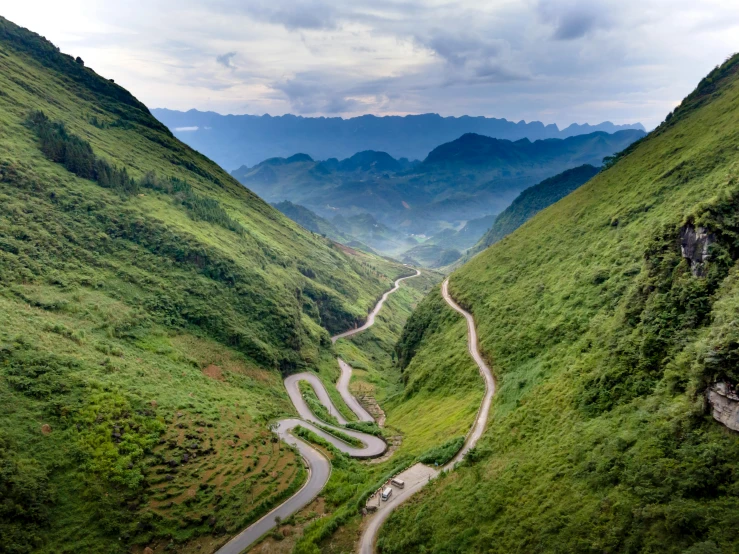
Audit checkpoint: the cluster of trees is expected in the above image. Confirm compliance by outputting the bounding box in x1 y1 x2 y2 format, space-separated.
27 111 245 235
26 110 138 195
140 172 245 235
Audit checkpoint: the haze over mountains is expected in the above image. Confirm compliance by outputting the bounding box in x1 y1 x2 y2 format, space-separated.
231 129 645 260
153 108 646 171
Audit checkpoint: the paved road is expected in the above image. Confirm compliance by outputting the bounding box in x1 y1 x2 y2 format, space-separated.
216 270 420 554
285 372 349 425
215 423 331 554
334 270 421 425
359 463 439 554
441 278 495 470
332 270 421 343
357 277 495 554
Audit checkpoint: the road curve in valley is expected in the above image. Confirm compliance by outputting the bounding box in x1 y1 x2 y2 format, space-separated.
216 269 420 554
440 278 495 469
331 270 422 343
358 277 495 554
334 270 422 423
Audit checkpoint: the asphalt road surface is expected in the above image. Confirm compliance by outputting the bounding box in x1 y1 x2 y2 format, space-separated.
331 270 421 343
216 269 420 554
357 277 496 554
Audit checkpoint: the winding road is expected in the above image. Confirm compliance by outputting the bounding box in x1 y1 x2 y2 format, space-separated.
357 278 495 554
216 270 421 554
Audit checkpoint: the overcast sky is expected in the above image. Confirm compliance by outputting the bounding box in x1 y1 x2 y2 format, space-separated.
4 0 739 129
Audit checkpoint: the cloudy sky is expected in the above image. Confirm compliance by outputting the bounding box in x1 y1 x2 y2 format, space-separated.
5 0 739 128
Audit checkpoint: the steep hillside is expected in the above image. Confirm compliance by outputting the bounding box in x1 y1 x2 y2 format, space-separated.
232 130 644 250
380 54 739 553
153 108 644 169
0 17 409 554
473 164 599 252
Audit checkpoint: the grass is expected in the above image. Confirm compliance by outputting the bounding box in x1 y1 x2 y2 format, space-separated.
298 380 341 426
313 424 365 449
0 16 411 554
378 53 739 554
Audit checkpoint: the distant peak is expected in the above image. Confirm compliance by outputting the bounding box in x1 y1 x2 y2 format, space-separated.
286 153 313 163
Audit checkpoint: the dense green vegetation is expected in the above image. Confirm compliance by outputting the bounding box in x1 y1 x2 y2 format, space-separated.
379 53 739 553
0 16 410 554
418 436 465 466
297 381 341 426
472 163 599 253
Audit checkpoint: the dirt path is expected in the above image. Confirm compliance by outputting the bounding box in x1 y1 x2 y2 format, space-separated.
216 270 420 554
357 277 495 554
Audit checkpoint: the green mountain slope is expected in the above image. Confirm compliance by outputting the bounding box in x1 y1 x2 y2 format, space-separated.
231 130 644 244
380 54 739 553
473 164 599 252
0 17 409 554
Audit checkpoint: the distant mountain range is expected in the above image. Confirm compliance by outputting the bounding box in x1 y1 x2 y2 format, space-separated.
152 108 646 170
231 129 646 249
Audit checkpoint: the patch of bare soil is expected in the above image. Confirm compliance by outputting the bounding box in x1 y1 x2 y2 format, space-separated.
203 364 224 380
358 394 386 427
367 434 402 465
335 242 360 256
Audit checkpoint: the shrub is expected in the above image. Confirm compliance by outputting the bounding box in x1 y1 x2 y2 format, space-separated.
418 436 465 466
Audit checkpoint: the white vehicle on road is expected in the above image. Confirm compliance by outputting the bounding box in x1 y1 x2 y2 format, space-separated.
391 478 405 488
381 487 393 501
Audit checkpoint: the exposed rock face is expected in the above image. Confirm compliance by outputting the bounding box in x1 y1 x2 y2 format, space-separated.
707 381 739 431
680 224 715 277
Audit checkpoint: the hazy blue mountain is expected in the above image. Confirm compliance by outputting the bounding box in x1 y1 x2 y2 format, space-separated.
153 108 646 170
401 243 463 268
331 213 416 257
424 214 498 252
271 201 381 254
271 200 347 241
232 129 645 245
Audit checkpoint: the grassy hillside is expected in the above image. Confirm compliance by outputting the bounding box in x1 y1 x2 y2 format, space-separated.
0 16 411 554
472 164 599 252
379 54 739 553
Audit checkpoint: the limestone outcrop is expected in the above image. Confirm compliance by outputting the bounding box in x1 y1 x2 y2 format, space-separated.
679 224 715 277
707 381 739 431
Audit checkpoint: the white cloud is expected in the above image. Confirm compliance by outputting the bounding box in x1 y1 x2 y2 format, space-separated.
174 126 199 131
4 0 739 128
